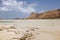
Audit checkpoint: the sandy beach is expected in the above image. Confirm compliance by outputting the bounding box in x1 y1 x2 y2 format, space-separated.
0 19 60 40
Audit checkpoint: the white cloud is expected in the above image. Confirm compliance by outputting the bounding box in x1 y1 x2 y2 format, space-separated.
0 7 8 11
40 11 45 13
0 0 37 13
28 3 38 7
18 7 35 13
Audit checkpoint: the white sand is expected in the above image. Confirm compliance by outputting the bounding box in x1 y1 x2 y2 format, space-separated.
0 19 60 40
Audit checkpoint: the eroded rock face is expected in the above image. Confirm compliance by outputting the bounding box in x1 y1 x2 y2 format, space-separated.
28 12 38 19
28 9 60 19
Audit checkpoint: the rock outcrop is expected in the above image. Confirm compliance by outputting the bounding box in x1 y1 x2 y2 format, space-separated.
27 9 60 19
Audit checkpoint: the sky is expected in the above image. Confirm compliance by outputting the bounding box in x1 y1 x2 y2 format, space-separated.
0 0 60 18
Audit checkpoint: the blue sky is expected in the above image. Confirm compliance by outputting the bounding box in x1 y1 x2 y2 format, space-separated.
0 0 60 18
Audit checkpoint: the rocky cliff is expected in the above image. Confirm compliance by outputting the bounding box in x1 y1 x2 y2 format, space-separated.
27 9 60 19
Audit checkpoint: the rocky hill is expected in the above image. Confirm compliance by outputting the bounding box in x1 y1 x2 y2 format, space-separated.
27 9 60 19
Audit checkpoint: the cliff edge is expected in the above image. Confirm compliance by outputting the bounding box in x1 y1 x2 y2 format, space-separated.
27 9 60 19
